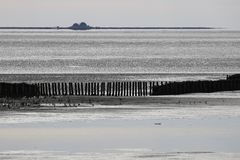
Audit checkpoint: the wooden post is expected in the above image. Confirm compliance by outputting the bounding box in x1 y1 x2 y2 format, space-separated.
106 82 109 96
51 83 54 96
150 82 152 95
116 82 119 96
39 83 42 96
126 82 129 96
52 83 55 96
132 82 135 96
68 83 71 95
48 83 51 96
97 83 99 96
54 83 57 96
129 82 131 96
94 82 96 96
85 83 87 95
112 82 115 96
87 83 90 96
77 83 80 95
103 82 106 96
42 83 45 96
81 83 84 95
57 83 60 96
134 82 137 96
64 83 67 95
100 83 103 96
142 82 144 96
139 82 141 96
61 83 64 95
90 83 92 96
107 82 109 96
43 83 46 96
145 82 148 96
115 82 118 96
131 82 133 96
140 82 142 96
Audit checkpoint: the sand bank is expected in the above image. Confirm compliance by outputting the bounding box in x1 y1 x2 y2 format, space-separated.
1 92 240 110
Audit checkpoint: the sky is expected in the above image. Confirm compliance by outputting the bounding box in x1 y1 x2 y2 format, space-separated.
0 0 240 29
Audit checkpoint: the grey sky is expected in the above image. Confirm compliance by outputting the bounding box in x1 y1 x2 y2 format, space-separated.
0 0 240 29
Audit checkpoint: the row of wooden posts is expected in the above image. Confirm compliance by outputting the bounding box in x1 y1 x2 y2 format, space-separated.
1 79 240 98
37 81 158 97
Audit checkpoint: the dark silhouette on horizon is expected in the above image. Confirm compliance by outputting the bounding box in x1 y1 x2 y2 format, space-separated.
0 22 215 30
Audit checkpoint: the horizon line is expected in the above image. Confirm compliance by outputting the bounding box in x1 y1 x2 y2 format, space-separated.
0 22 217 30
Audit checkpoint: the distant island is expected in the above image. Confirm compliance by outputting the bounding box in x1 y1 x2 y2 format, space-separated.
0 22 215 30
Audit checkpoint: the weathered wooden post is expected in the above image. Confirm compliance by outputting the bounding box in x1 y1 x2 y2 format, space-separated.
90 83 93 96
73 83 77 95
64 83 67 95
149 82 152 95
137 82 140 96
100 83 103 96
51 83 54 96
135 82 138 96
94 82 97 96
128 82 131 96
81 83 84 95
87 83 90 96
52 83 55 96
47 83 51 96
43 83 46 96
84 83 87 95
106 82 109 96
77 83 80 95
54 83 57 96
114 82 117 96
130 82 134 96
68 83 71 95
42 83 45 96
97 83 99 96
57 83 60 96
112 82 115 96
39 83 42 96
142 82 145 96
126 82 129 96
119 82 122 96
145 82 148 96
61 83 64 95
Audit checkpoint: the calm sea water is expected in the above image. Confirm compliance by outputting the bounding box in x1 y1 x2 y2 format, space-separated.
0 29 240 74
0 29 239 82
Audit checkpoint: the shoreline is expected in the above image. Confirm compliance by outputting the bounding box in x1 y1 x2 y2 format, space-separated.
1 93 240 110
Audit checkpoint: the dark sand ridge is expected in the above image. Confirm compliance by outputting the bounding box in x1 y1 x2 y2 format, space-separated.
1 93 240 110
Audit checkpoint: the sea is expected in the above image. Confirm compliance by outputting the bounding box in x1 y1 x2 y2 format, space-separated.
0 29 240 82
0 29 240 159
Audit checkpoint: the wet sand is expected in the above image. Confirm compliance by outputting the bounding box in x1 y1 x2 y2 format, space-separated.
1 91 240 110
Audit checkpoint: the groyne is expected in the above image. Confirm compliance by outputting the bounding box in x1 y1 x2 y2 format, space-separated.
0 75 239 99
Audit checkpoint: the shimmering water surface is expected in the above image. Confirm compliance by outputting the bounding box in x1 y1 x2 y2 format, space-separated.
0 29 240 74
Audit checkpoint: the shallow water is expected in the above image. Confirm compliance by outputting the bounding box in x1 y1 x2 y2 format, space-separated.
0 102 240 159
